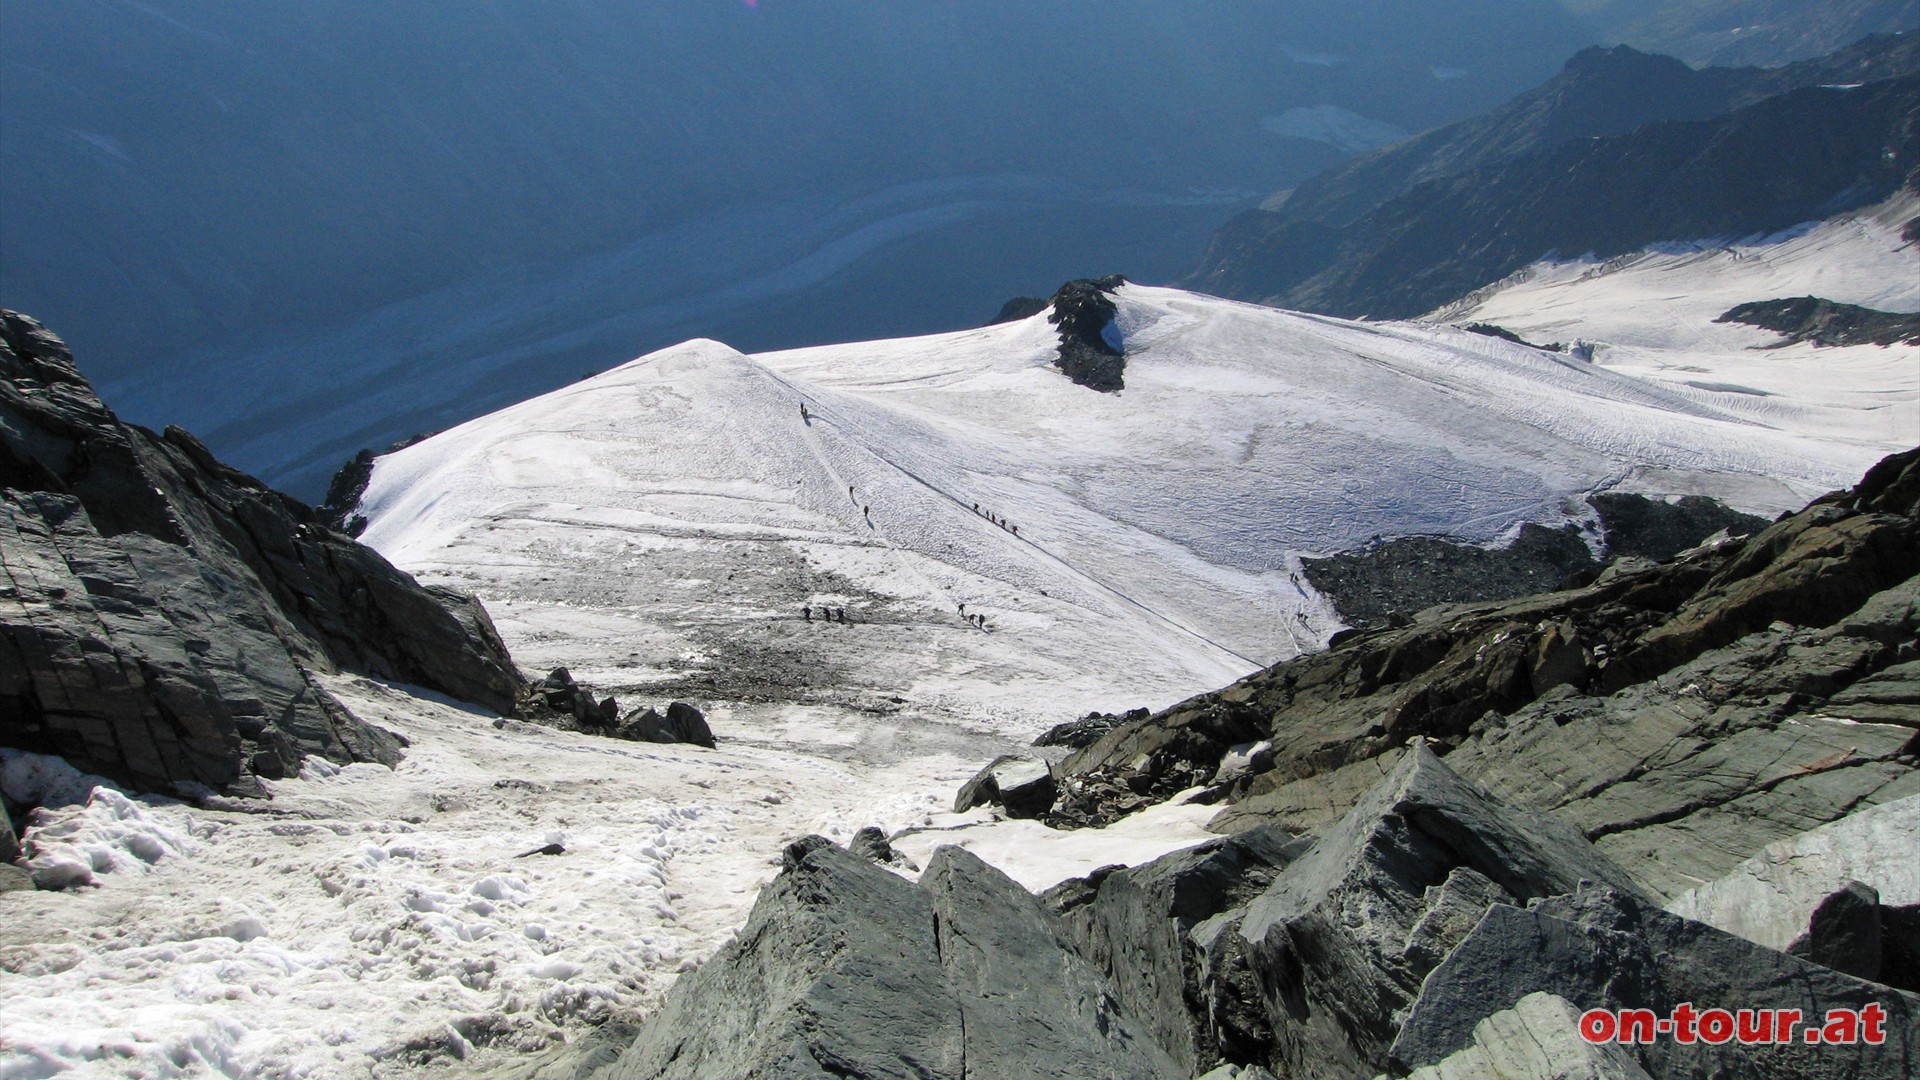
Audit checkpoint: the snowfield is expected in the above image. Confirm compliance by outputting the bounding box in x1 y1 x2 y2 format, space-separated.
1434 189 1920 454
4 242 1914 1077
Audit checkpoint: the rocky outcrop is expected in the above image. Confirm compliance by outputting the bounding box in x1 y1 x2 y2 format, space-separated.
1718 296 1920 348
524 667 621 730
1043 826 1305 1075
1037 447 1919 902
1 311 523 797
1047 276 1128 393
1302 494 1769 633
617 702 715 749
520 669 716 748
604 840 1183 1079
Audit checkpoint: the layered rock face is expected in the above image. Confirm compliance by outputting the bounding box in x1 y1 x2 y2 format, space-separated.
0 311 522 796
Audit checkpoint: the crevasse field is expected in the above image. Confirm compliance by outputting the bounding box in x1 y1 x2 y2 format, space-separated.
2 210 1915 1077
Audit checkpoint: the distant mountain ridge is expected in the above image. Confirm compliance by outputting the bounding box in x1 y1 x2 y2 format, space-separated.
1189 32 1920 319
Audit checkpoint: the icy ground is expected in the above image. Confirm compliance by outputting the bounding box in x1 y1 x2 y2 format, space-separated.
1435 189 1920 461
4 254 1914 1076
0 677 1212 1078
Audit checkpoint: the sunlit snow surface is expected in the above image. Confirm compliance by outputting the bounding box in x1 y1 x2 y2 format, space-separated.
5 249 1914 1076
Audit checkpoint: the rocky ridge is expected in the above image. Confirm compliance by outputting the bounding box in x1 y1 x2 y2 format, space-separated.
1299 491 1769 633
0 311 524 799
1718 296 1920 348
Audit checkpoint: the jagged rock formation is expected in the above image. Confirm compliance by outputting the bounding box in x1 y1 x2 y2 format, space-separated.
0 311 523 797
1190 35 1920 319
589 745 1919 1079
1302 493 1769 632
1718 296 1920 347
1043 447 1920 901
602 841 1184 1079
1047 276 1128 392
1394 888 1920 1078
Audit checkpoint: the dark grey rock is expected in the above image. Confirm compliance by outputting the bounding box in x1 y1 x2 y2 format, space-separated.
608 843 959 1079
920 845 1184 1079
605 838 1184 1079
614 702 715 748
0 803 18 865
1047 277 1128 393
0 864 32 893
954 755 1055 818
848 826 915 871
1788 880 1885 982
1231 743 1644 1078
1884 904 1920 994
1717 296 1920 348
1049 827 1302 1074
780 834 835 872
1393 888 1920 1079
1 311 524 795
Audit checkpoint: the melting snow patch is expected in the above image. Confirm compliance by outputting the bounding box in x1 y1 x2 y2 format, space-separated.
20 787 195 890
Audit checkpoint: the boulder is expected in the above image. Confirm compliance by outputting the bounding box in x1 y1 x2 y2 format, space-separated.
0 864 32 893
849 826 915 870
954 755 1055 818
607 841 958 1079
1787 881 1884 981
1393 888 1920 1079
919 846 1183 1078
616 702 715 748
527 667 621 730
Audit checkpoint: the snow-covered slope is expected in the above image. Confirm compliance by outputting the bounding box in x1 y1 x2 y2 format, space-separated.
1433 190 1920 453
359 282 1900 733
